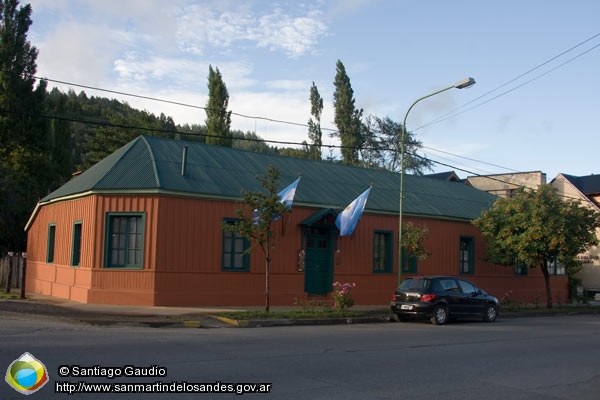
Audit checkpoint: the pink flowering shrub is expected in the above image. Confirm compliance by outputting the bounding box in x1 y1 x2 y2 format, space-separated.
499 289 513 303
499 289 521 311
332 282 356 311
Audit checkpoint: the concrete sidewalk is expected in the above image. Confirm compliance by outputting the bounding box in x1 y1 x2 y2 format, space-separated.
0 292 392 328
0 293 243 328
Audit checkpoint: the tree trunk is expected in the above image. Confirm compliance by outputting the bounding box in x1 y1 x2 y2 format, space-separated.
541 260 553 308
5 253 13 293
265 246 270 312
20 252 27 299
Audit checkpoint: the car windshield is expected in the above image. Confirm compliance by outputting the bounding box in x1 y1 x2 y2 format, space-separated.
399 278 430 291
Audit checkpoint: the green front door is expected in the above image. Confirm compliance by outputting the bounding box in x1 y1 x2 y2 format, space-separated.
304 228 334 295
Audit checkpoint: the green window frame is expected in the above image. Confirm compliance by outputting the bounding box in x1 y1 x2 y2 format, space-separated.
104 213 145 269
459 236 474 274
401 249 418 274
373 230 393 274
548 257 566 276
46 224 56 264
515 260 528 276
71 221 82 267
222 218 250 272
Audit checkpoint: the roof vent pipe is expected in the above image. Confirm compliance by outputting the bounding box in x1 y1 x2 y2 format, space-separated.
181 146 188 176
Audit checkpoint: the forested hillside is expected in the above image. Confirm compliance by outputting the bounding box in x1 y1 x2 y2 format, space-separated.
44 87 293 173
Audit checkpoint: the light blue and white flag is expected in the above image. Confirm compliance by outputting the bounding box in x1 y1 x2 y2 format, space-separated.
278 176 301 209
336 187 371 236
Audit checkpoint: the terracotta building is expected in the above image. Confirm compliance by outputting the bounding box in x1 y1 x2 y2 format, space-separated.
24 136 568 306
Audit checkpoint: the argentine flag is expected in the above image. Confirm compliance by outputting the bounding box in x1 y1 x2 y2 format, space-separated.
336 187 371 236
278 176 301 209
253 177 301 224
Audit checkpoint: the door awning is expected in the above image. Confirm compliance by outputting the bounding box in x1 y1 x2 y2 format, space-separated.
299 208 338 227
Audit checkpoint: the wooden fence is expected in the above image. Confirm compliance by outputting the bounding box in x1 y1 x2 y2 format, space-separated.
0 252 26 292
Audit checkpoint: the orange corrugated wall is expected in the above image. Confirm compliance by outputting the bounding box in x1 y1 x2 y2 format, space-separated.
26 194 567 306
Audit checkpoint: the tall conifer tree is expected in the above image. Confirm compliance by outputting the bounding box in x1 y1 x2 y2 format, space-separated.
332 60 363 165
205 65 232 147
0 0 49 250
307 81 323 160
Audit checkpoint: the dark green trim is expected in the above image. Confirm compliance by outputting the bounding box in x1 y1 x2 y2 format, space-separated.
71 221 82 267
104 213 145 269
373 230 393 274
303 226 335 295
548 257 566 276
46 223 56 264
222 218 250 272
459 236 475 274
400 248 418 274
300 208 337 226
515 260 528 276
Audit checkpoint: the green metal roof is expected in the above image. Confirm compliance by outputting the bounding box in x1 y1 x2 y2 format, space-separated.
39 135 497 221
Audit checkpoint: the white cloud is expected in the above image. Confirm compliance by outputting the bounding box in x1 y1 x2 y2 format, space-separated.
252 10 327 57
175 4 327 57
28 0 332 143
35 22 118 85
176 6 250 55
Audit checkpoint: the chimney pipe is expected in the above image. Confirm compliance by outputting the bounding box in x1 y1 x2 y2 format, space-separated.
181 146 188 176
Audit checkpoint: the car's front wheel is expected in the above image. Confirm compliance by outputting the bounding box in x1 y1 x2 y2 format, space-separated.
430 304 448 325
483 304 498 322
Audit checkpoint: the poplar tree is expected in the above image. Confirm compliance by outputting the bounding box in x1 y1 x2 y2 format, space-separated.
205 65 232 147
307 81 323 160
332 60 363 165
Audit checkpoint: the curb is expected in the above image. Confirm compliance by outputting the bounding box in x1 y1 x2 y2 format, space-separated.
212 316 249 327
4 297 600 329
181 320 203 328
211 315 392 328
499 309 600 318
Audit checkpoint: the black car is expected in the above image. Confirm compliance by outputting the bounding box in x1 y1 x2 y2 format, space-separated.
390 276 499 325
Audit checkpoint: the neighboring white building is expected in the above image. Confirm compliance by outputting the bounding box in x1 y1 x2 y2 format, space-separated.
460 170 600 299
465 171 546 198
552 174 600 297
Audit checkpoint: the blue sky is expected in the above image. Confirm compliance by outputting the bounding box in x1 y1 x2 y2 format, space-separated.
26 0 600 180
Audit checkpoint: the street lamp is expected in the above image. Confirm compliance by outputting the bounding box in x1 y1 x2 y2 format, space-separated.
397 77 476 286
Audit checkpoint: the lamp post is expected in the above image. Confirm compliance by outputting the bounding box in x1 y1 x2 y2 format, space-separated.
397 77 476 286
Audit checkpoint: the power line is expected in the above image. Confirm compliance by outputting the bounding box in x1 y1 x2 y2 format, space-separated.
410 152 585 202
440 41 600 123
33 75 340 132
421 145 519 173
21 35 593 181
27 72 523 174
416 32 600 130
18 34 599 176
2 106 586 202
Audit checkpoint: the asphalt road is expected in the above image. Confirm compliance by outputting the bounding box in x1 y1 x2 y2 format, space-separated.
2 314 600 399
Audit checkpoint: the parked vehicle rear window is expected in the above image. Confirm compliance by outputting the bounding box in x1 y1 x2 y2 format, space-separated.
399 278 430 291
